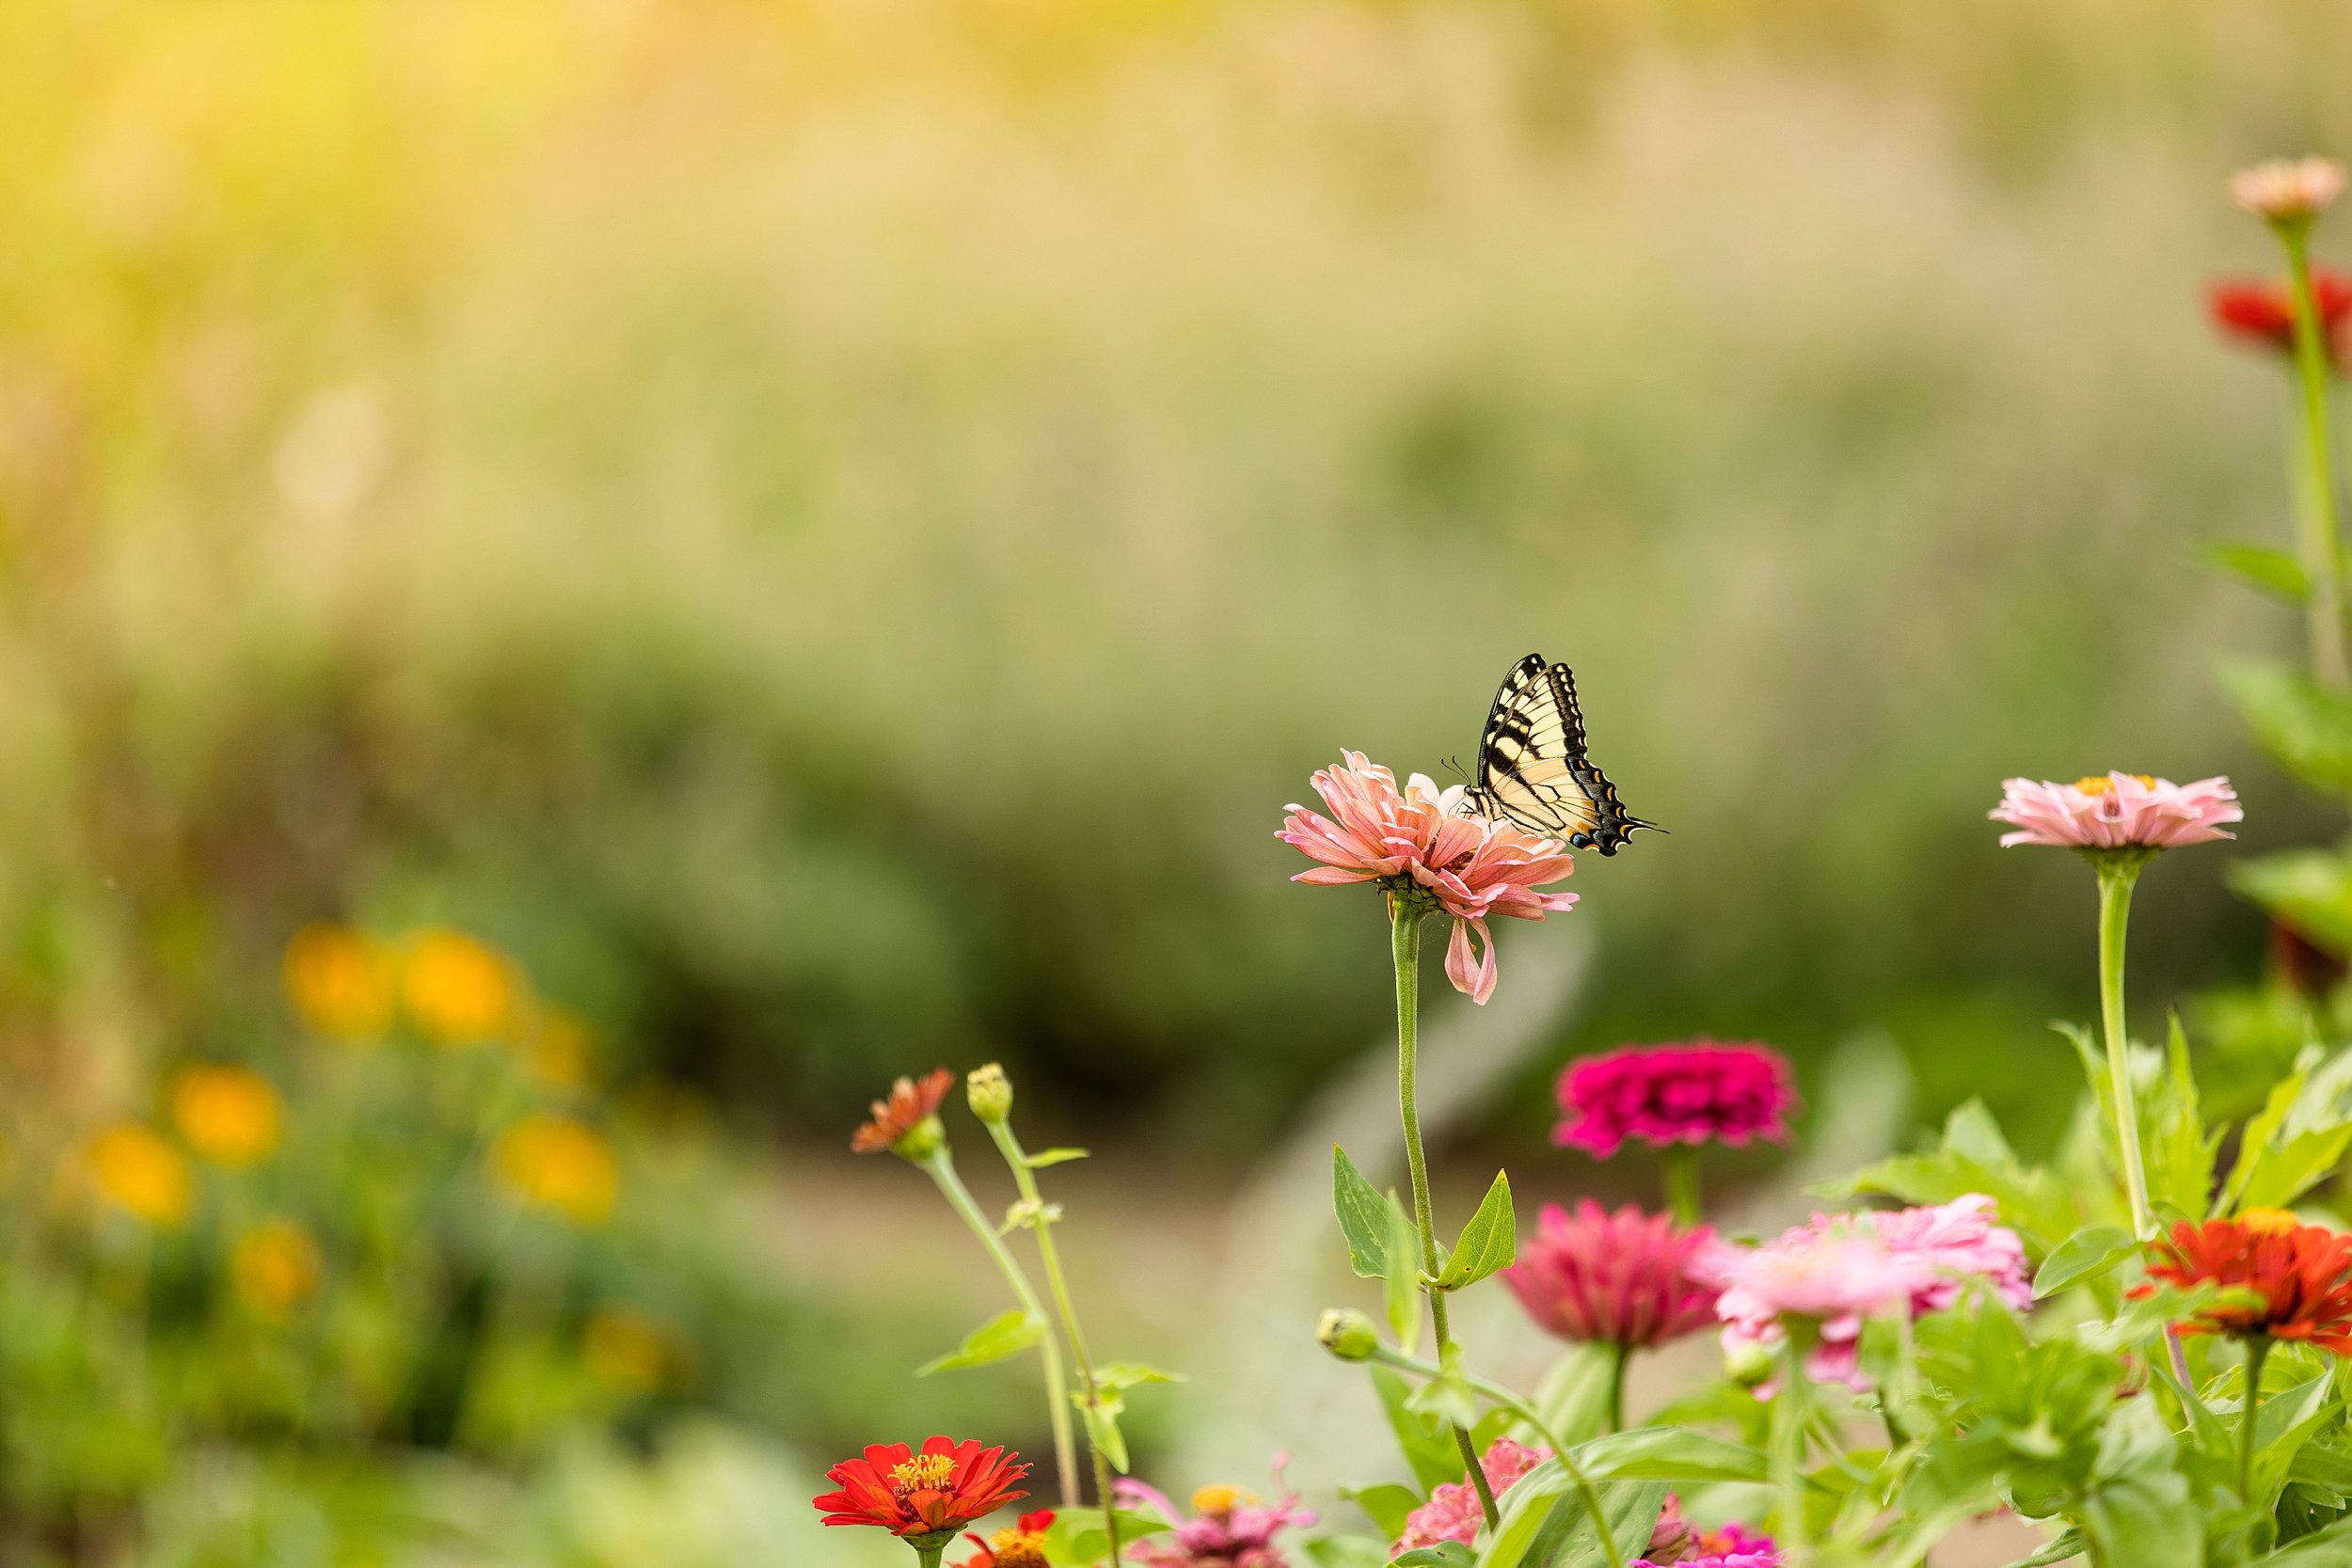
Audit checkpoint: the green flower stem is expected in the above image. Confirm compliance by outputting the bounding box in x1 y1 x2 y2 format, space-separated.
1661 1147 1701 1227
984 1117 1121 1568
1392 904 1502 1532
1773 1324 1817 1565
1605 1343 1629 1434
2279 220 2351 690
1365 1346 1629 1568
919 1149 1080 1510
2093 861 2153 1242
911 1538 950 1568
2240 1334 2272 1508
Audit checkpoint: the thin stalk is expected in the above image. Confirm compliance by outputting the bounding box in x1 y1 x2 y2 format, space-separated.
2094 863 2153 1241
1773 1329 1815 1565
985 1119 1120 1568
2240 1335 2272 1507
921 1150 1080 1509
913 1540 949 1568
1391 905 1502 1531
1661 1147 1701 1227
1366 1345 1629 1568
2280 222 2351 691
1605 1343 1629 1434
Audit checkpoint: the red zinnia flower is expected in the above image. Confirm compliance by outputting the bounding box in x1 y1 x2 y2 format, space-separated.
2143 1211 2352 1353
813 1436 1031 1542
853 1069 956 1155
958 1509 1055 1568
1552 1041 1797 1158
2207 271 2352 370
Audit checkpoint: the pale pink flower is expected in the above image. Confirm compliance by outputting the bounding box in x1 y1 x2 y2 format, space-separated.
1703 1196 2031 1391
2231 156 2348 223
1279 752 1576 1004
1119 1460 1316 1568
1989 773 2240 852
1502 1202 1720 1350
1553 1041 1797 1157
1392 1438 1550 1553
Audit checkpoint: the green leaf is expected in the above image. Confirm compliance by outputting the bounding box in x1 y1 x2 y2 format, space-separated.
1434 1171 1515 1291
2222 657 2352 796
1371 1363 1463 1494
2251 1373 2343 1508
2222 1051 2352 1213
2269 1513 2352 1567
1040 1508 1169 1564
1390 1547 1477 1568
1526 1345 1620 1449
1842 1099 2079 1257
2203 541 2312 604
1093 1362 1184 1390
2032 1227 2136 1300
1386 1195 1424 1350
1339 1481 1422 1540
1568 1428 1771 1484
1467 1461 1664 1568
2145 1016 2217 1222
1334 1146 1391 1279
2074 1400 2203 1568
914 1308 1044 1376
1406 1348 1485 1432
1025 1147 1089 1167
2232 849 2352 957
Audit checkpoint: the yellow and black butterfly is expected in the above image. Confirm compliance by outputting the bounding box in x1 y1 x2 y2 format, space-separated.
1463 654 1657 855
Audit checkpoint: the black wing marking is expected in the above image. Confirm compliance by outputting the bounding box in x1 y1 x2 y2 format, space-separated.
1464 653 1656 856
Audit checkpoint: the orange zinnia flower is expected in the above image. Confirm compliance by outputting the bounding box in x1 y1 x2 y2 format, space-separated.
852 1069 955 1156
812 1437 1030 1543
2144 1211 2352 1353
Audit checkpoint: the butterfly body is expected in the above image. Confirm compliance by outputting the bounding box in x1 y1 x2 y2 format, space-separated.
1464 653 1655 855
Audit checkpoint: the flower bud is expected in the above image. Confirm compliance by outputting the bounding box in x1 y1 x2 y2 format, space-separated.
890 1115 946 1162
966 1063 1014 1125
1316 1307 1380 1362
1724 1333 1775 1387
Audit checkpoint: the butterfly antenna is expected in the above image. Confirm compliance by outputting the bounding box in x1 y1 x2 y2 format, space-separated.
1439 753 1467 783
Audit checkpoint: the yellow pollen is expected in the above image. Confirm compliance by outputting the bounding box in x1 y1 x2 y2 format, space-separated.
2242 1207 2302 1237
2073 774 2154 795
1191 1484 1248 1514
890 1454 957 1496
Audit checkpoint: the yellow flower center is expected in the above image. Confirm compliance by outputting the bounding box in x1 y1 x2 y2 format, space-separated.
2073 774 2155 795
2242 1207 2302 1236
1190 1484 1247 1515
987 1525 1050 1568
890 1454 957 1496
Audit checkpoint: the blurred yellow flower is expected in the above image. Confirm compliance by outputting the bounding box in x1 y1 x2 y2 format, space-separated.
581 1304 669 1391
491 1113 619 1224
87 1125 191 1227
522 1006 595 1090
169 1064 282 1166
282 923 396 1038
231 1220 324 1320
401 928 516 1042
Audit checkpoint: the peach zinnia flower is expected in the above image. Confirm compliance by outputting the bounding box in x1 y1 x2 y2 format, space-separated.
1279 752 1576 1004
2231 156 2348 224
1989 773 2240 854
854 1069 956 1157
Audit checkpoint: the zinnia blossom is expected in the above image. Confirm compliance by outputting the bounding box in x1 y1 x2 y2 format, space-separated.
2143 1210 2352 1353
1502 1201 1720 1350
1646 1496 1772 1565
1989 773 2240 854
1633 1555 1781 1568
1552 1041 1797 1158
400 927 517 1041
957 1510 1055 1568
86 1124 192 1227
1703 1196 2030 1390
168 1064 282 1167
854 1069 957 1156
489 1113 620 1224
1392 1438 1551 1554
2231 156 2348 224
2209 271 2352 370
1279 752 1576 1004
1120 1468 1317 1568
813 1437 1031 1543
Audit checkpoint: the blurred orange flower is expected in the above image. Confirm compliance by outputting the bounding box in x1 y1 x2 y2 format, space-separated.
491 1113 619 1223
283 923 396 1038
523 1006 595 1090
231 1221 324 1320
402 928 516 1042
169 1064 282 1166
87 1125 191 1227
582 1304 669 1390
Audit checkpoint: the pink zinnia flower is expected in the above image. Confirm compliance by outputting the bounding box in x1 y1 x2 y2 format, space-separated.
1703 1196 2031 1390
1392 1438 1550 1554
1120 1461 1317 1568
1632 1555 1782 1568
2231 155 2347 223
1502 1201 1721 1351
1551 1041 1798 1158
1278 752 1577 1004
1989 773 2241 854
1645 1496 1774 1565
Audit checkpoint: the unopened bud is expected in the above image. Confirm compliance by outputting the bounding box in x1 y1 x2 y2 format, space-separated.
1724 1334 1774 1387
1316 1307 1379 1362
967 1063 1014 1124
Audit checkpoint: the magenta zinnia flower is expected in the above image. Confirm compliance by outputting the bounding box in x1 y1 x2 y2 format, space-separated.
1392 1438 1551 1554
1645 1496 1774 1565
1633 1554 1783 1568
1989 773 2240 853
1702 1195 2031 1390
1502 1202 1720 1351
1552 1041 1797 1159
1279 752 1577 1004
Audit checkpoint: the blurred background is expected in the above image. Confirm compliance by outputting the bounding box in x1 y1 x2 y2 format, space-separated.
5 0 2352 1561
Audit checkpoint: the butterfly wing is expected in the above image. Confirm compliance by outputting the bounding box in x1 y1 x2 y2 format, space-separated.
1467 654 1651 855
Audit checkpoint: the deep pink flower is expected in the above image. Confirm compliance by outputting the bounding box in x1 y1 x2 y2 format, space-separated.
1989 773 2240 853
1631 1555 1782 1568
1392 1438 1551 1554
1502 1202 1720 1350
1119 1462 1317 1568
1279 752 1577 1004
1703 1196 2031 1390
1552 1041 1797 1158
1629 1497 1782 1567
